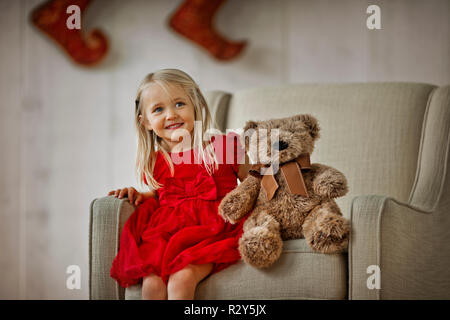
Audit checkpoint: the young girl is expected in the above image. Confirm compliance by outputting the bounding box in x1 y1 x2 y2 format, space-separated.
108 69 248 300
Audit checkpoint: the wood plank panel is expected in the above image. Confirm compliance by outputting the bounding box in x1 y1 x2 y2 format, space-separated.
364 0 450 85
19 0 112 298
286 0 368 83
197 0 287 93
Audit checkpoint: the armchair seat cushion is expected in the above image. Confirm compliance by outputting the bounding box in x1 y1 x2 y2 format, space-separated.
124 239 347 300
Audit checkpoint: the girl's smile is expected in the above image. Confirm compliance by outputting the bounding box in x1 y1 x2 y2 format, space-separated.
165 122 185 130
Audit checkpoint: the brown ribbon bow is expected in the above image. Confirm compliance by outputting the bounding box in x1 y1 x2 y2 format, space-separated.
248 154 311 201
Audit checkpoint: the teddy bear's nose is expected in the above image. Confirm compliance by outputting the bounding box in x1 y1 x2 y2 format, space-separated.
273 140 289 151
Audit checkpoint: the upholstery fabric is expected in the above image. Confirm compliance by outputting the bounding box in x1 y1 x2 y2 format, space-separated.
89 197 135 300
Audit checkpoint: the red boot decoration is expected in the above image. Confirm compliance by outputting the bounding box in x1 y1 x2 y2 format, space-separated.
168 0 247 61
30 0 108 66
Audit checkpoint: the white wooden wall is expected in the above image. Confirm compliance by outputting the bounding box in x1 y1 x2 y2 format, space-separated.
0 0 448 299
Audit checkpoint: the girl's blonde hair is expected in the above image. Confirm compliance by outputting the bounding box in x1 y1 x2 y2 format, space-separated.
135 69 218 190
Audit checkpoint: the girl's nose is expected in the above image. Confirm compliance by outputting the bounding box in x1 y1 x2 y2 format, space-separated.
166 106 177 119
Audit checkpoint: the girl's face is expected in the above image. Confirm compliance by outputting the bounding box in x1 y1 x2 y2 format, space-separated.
140 82 196 151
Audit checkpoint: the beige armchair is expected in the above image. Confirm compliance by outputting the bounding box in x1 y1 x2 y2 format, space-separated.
89 82 450 299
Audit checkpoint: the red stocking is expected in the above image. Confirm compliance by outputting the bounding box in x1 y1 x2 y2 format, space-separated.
168 0 247 61
30 0 108 66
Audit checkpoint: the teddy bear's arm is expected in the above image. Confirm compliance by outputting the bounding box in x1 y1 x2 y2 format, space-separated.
218 175 261 224
312 165 349 199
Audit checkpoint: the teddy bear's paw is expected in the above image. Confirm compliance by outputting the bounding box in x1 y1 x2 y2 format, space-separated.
306 215 350 254
313 171 349 199
219 191 252 224
239 226 283 268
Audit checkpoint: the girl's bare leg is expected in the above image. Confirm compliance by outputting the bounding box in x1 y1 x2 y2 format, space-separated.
167 263 213 300
142 274 167 300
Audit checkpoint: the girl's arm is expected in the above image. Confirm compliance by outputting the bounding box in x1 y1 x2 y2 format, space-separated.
108 187 157 206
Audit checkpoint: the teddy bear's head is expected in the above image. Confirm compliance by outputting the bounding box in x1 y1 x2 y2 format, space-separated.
241 114 320 165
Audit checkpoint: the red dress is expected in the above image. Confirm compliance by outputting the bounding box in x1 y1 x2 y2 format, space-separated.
110 133 246 287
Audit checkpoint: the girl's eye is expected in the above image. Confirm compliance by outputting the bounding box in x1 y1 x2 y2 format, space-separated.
153 107 163 113
175 101 185 108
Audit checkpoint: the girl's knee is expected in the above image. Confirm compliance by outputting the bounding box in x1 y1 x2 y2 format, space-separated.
142 274 167 300
169 264 213 287
168 266 197 288
167 264 213 300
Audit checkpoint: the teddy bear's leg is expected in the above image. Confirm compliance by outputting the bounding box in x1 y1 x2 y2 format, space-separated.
238 208 283 268
302 201 350 254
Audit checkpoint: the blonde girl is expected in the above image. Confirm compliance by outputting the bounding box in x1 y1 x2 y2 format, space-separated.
108 69 248 300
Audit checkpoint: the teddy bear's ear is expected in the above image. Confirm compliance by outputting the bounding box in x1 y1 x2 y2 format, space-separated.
243 120 258 131
293 114 320 140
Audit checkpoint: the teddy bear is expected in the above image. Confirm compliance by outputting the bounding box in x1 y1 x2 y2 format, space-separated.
219 114 350 268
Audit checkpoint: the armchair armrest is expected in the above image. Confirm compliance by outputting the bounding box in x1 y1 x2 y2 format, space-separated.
89 196 136 300
350 85 450 299
349 194 449 299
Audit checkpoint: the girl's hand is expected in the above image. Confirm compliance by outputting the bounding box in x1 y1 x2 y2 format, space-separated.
108 187 147 206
